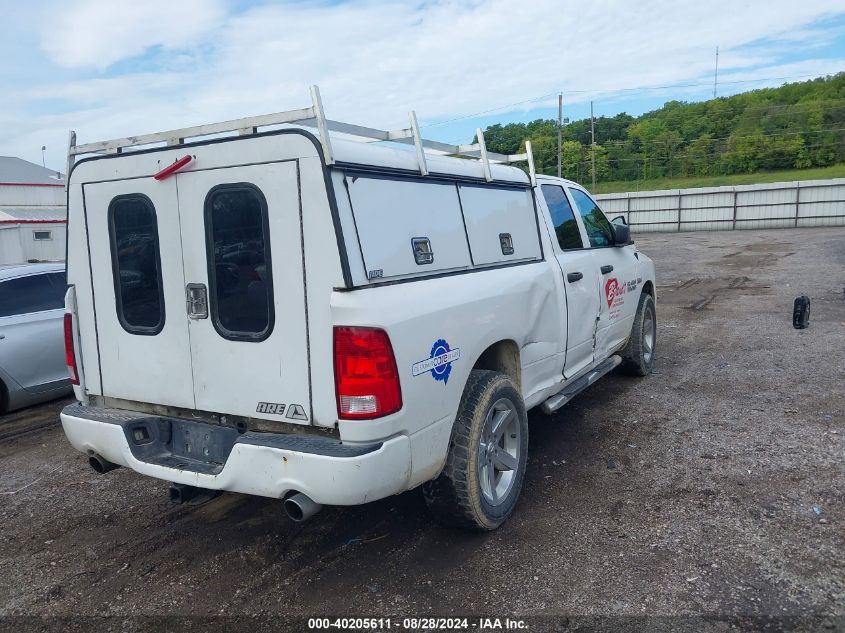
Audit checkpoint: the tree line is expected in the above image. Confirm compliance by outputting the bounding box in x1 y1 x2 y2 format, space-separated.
481 73 845 184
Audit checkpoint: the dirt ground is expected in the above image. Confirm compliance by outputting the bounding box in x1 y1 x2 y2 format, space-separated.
1 227 843 631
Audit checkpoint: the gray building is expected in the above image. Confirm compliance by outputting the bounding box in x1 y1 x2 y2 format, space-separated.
0 157 66 264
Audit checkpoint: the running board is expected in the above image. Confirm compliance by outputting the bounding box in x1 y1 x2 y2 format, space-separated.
541 355 623 415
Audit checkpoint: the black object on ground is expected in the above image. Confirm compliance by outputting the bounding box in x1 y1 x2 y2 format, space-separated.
793 295 811 329
169 483 220 505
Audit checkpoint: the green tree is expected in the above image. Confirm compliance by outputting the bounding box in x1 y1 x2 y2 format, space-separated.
478 73 845 185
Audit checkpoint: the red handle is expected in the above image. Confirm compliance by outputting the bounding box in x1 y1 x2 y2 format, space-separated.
154 155 192 181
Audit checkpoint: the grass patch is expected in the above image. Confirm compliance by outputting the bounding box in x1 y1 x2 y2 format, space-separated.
592 164 845 194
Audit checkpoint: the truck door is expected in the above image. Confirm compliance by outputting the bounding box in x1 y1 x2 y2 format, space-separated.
175 162 311 423
567 187 640 359
83 178 196 408
538 184 602 378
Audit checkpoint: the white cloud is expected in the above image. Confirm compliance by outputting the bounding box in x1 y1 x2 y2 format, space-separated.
40 0 226 69
3 0 845 168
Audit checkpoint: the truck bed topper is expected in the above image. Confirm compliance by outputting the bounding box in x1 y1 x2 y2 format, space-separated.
66 85 536 186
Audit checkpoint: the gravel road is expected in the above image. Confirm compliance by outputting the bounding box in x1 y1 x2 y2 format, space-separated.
1 227 843 632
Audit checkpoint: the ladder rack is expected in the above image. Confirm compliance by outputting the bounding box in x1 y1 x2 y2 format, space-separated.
66 85 536 186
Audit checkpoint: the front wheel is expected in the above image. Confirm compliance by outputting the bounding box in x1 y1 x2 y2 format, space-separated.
620 292 656 376
423 370 529 531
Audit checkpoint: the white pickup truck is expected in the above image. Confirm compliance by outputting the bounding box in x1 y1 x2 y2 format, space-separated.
60 87 656 530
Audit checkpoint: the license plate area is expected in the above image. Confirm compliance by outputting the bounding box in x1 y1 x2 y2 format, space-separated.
123 416 240 475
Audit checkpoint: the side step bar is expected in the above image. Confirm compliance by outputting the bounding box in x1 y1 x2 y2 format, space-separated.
541 355 623 415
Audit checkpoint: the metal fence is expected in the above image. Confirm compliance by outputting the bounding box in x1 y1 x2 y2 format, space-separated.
595 178 845 233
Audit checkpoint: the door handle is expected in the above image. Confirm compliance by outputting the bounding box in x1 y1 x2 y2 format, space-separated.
185 283 209 320
601 265 614 274
0 334 5 340
567 272 583 283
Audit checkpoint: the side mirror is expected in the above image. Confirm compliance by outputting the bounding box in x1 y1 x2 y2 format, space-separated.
611 215 627 225
612 222 631 246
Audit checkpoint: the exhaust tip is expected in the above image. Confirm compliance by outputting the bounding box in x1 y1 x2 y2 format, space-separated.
284 498 305 521
88 454 119 474
284 492 323 522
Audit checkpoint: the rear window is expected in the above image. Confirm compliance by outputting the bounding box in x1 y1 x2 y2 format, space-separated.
204 183 274 342
108 195 165 335
0 273 65 317
541 184 583 250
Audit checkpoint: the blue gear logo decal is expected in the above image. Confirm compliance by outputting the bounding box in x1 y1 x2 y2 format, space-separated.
412 339 461 384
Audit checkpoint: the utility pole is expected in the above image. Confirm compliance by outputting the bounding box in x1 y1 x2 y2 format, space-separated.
590 101 597 191
41 146 46 168
557 93 562 179
713 46 719 98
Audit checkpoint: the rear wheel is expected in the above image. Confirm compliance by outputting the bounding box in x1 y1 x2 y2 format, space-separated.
423 370 528 531
620 292 656 376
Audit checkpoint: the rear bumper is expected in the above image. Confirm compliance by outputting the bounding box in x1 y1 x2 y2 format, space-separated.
60 404 412 505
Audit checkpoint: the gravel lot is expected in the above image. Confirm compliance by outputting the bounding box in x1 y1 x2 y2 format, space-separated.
1 227 843 631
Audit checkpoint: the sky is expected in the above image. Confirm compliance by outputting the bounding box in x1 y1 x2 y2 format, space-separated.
1 0 845 172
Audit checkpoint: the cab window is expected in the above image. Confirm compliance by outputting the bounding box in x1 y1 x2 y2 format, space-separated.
540 184 583 250
569 188 614 248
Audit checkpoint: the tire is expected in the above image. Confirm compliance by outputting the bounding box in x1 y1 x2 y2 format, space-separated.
423 370 529 531
620 292 656 376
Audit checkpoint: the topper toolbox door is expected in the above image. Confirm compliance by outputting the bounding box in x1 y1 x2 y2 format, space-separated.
83 178 195 408
175 161 311 424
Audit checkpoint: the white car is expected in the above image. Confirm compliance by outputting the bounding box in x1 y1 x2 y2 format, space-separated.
0 263 72 413
60 88 656 530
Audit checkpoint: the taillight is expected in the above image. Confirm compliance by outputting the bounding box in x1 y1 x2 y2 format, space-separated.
334 327 402 420
63 313 79 385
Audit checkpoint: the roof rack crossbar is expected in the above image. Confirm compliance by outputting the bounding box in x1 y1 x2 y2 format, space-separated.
314 124 509 161
69 106 317 156
66 85 536 184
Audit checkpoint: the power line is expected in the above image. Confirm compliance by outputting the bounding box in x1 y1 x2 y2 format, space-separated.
423 92 560 129
578 147 840 167
421 71 839 129
587 126 845 150
709 98 845 112
531 99 845 133
489 99 845 143
570 141 844 166
442 101 845 147
441 97 845 147
563 73 837 96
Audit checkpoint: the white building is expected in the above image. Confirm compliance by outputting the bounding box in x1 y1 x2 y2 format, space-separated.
0 156 66 264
